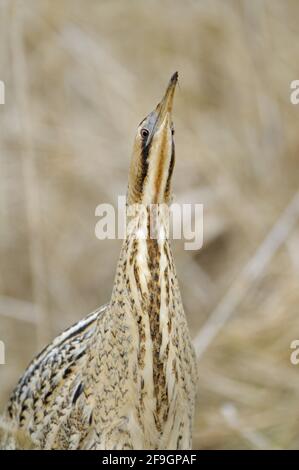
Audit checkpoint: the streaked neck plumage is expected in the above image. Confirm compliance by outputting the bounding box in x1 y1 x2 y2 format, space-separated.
111 204 180 439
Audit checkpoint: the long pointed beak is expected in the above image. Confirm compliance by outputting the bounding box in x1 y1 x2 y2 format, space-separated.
156 71 178 124
148 72 178 142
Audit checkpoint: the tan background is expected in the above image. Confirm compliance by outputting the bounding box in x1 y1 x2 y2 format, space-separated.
1 0 299 449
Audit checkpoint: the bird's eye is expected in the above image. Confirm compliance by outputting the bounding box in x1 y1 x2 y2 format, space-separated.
140 128 149 139
171 127 175 136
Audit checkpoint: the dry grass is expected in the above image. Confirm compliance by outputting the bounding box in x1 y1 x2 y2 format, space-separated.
0 0 299 449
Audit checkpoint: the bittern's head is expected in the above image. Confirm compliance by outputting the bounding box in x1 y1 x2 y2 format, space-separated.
127 72 178 206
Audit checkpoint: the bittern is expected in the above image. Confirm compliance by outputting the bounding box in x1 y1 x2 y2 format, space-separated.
0 72 197 450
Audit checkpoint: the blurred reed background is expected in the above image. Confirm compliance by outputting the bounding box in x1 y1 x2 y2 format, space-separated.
1 0 299 449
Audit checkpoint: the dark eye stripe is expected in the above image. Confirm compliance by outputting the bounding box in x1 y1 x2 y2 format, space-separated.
141 138 150 168
165 142 175 196
138 138 150 192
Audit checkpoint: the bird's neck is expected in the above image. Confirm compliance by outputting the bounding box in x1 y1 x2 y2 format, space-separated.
110 205 184 434
111 204 176 309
